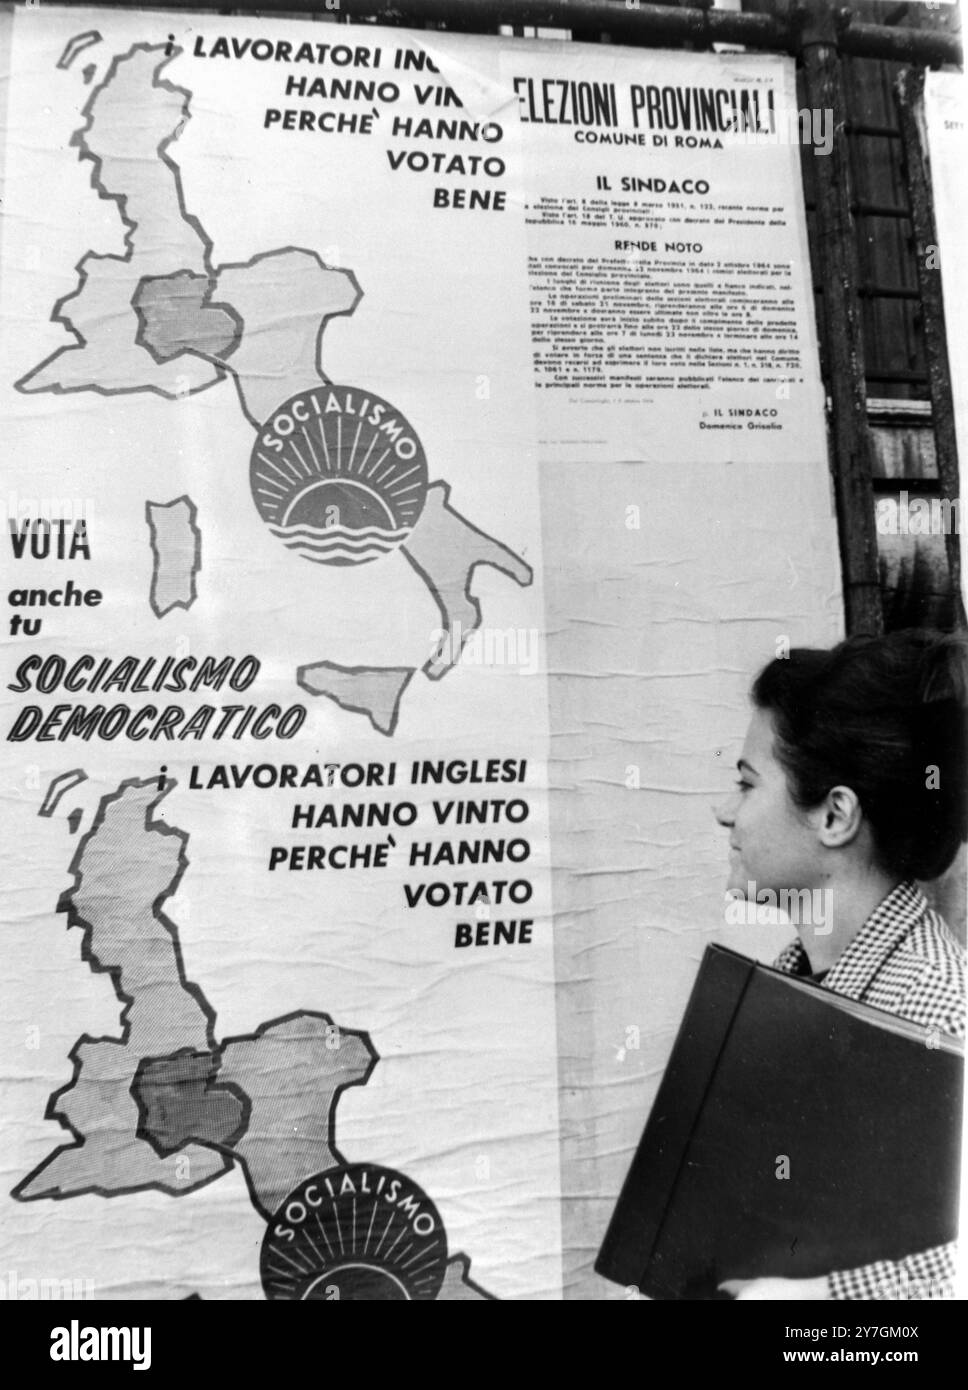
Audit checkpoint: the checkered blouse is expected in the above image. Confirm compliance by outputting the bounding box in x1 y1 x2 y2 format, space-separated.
773 879 966 1301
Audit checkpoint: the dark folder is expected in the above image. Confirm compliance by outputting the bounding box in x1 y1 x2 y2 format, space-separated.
595 944 964 1300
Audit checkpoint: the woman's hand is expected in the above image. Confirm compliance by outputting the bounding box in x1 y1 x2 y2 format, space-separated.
719 1276 830 1300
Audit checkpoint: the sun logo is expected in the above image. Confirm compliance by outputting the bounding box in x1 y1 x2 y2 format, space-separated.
249 385 429 566
260 1164 448 1301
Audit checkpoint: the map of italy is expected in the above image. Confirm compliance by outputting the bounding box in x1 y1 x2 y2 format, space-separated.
18 40 534 734
15 776 490 1300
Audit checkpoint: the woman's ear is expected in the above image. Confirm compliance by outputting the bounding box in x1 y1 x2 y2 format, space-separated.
817 785 863 848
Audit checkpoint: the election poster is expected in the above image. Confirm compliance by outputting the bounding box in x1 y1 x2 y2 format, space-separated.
0 3 842 1301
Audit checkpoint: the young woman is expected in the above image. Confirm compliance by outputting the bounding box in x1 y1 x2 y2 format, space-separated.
713 628 966 1301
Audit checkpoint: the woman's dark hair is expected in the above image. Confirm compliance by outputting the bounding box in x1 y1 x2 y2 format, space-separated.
752 629 968 881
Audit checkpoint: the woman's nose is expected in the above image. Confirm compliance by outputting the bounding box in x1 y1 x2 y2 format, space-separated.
713 796 736 828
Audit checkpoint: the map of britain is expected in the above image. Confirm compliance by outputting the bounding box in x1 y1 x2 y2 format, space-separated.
16 775 491 1300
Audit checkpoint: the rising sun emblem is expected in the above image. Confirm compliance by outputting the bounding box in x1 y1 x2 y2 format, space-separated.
260 1164 449 1301
249 385 429 566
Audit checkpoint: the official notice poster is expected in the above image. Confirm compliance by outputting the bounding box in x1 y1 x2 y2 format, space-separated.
0 4 842 1301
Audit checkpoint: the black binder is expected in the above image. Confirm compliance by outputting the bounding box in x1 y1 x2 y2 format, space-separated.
595 944 964 1300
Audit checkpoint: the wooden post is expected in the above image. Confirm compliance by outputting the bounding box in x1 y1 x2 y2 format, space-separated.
799 0 883 635
894 68 966 630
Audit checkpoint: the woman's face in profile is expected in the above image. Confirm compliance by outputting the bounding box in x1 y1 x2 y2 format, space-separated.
716 708 822 898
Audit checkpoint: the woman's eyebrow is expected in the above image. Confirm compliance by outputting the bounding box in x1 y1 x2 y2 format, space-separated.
737 758 758 777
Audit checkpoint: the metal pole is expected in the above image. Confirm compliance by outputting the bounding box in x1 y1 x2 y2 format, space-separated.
343 0 790 47
894 67 966 629
800 0 883 635
50 1 963 66
836 14 961 69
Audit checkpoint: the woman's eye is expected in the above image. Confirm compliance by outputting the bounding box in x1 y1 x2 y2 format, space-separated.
735 780 752 791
